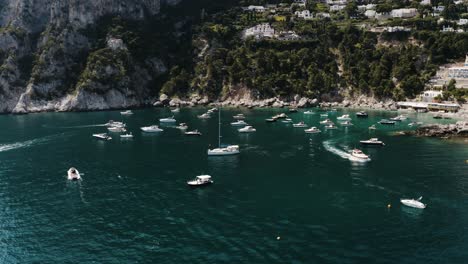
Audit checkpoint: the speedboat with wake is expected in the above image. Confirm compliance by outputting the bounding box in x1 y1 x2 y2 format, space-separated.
350 149 370 161
106 120 125 128
400 197 426 209
67 167 81 181
238 126 256 133
141 125 163 132
359 138 385 146
92 133 112 140
187 175 213 186
304 127 320 134
293 121 307 128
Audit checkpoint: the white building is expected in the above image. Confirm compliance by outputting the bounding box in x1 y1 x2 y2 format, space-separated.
384 26 411 32
441 26 455 32
365 10 376 18
295 10 313 20
433 6 445 13
391 8 418 18
420 0 431 5
421 90 443 102
293 0 306 7
457 19 468 26
244 23 275 39
447 55 468 80
247 5 265 12
326 0 347 4
330 5 346 12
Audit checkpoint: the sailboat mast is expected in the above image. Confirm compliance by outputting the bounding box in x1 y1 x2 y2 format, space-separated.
218 108 221 148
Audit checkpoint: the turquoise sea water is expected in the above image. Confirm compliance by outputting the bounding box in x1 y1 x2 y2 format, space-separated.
0 108 466 263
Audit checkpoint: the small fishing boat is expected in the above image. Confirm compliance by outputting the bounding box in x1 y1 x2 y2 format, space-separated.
238 126 256 133
92 133 112 140
304 110 314 115
67 167 81 181
171 108 180 113
141 125 163 132
282 118 293 123
356 111 368 118
378 119 396 125
187 175 213 186
198 113 211 119
319 119 333 125
340 121 353 126
120 110 133 115
159 116 176 123
120 133 134 139
350 149 370 161
360 138 385 146
185 130 202 136
293 121 307 128
176 123 188 130
231 120 248 126
400 197 426 209
233 114 245 120
304 127 321 134
325 124 338 130
108 126 127 133
368 125 377 130
337 114 351 121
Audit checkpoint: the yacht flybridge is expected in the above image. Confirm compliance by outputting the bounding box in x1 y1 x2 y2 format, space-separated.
208 109 240 156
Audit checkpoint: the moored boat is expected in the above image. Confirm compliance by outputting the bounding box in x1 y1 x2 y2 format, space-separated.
159 116 176 123
304 110 314 115
304 127 321 134
325 124 338 130
400 197 426 209
176 123 188 130
356 111 368 118
320 119 333 125
378 119 396 125
185 130 202 136
337 114 351 121
231 120 248 126
120 133 134 139
141 125 163 132
92 133 112 140
187 175 213 186
360 138 385 146
293 121 307 128
340 121 353 126
198 113 211 119
120 110 133 115
238 126 256 133
108 126 127 133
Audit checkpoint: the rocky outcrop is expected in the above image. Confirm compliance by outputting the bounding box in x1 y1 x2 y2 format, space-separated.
409 121 468 138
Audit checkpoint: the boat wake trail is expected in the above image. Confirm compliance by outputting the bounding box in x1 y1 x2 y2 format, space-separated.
323 140 370 163
52 124 108 129
0 134 64 153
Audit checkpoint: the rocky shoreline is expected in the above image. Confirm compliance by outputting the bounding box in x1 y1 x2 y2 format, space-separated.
404 121 468 139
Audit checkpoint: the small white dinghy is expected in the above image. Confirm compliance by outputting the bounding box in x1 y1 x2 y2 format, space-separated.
187 175 213 187
401 197 426 209
67 167 81 181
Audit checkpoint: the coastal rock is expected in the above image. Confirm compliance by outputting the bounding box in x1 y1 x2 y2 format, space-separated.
411 121 468 138
297 97 309 108
159 94 169 104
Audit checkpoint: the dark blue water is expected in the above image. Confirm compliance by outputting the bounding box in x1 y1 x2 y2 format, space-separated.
0 108 466 263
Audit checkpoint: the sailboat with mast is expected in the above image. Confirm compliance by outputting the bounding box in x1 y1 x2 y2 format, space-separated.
207 109 240 156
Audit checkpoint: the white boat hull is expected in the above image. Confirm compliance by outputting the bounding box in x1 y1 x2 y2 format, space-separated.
401 199 426 209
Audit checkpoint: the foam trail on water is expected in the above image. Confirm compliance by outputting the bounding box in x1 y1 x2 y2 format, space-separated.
0 134 64 153
52 124 108 129
323 140 370 163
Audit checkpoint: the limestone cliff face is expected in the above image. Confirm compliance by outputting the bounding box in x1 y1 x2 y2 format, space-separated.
0 0 177 113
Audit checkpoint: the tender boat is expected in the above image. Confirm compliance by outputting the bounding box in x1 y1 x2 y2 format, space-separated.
281 118 293 123
208 109 240 156
368 125 377 130
356 111 368 117
233 114 245 120
350 149 370 161
320 119 333 125
92 133 112 140
176 123 188 130
340 121 353 126
325 124 338 130
120 133 134 139
400 197 426 209
108 126 127 133
185 130 202 136
171 108 180 113
231 120 248 126
238 126 256 133
67 167 81 181
378 119 396 125
198 113 211 119
293 121 307 128
159 116 176 123
360 138 385 146
120 110 133 115
141 125 163 132
304 110 314 115
337 114 351 121
187 175 213 186
304 127 321 134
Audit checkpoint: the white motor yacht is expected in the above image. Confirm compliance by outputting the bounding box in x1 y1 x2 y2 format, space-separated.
304 127 321 134
92 133 112 140
282 118 293 123
378 119 396 125
337 114 351 121
320 119 333 125
401 197 426 209
350 149 370 161
340 121 353 126
120 110 133 115
325 124 338 130
106 120 125 127
120 133 133 139
238 126 256 133
356 111 368 118
108 126 127 133
231 120 247 126
171 108 180 113
176 123 188 130
360 138 385 146
293 121 307 128
67 167 81 181
141 125 163 132
187 175 213 186
159 116 176 123
198 113 211 119
233 114 245 120
185 130 202 136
